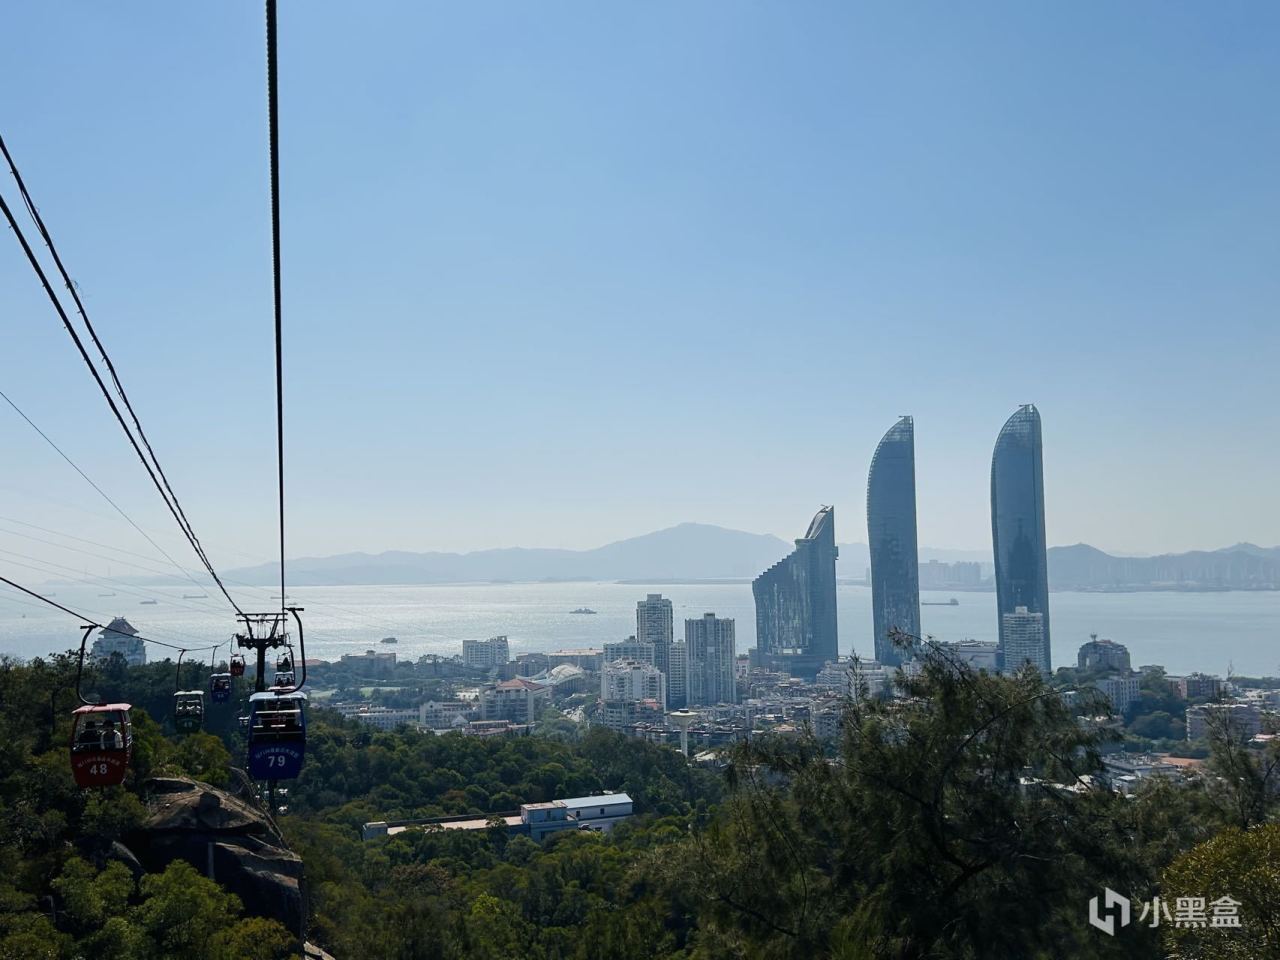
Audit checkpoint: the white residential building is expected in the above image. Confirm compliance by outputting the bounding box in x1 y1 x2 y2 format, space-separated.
602 659 666 706
637 594 674 685
1001 607 1047 674
938 639 1000 673
463 636 511 670
1096 673 1141 714
603 637 655 666
667 642 689 708
481 677 550 724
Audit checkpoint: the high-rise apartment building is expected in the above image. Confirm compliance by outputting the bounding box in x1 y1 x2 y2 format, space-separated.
636 594 674 679
991 405 1051 673
603 637 655 666
752 506 839 679
1001 607 1047 674
667 641 689 708
685 613 736 705
463 636 511 670
867 417 921 666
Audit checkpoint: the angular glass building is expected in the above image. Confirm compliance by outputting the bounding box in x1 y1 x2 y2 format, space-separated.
991 405 1051 673
867 416 920 666
752 506 839 679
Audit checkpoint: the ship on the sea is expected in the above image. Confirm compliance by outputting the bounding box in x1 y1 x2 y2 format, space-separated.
380 637 398 644
570 607 597 615
183 593 208 599
922 598 960 606
139 599 158 605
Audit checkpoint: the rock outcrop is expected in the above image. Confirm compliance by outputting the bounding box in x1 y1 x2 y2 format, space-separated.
124 776 305 938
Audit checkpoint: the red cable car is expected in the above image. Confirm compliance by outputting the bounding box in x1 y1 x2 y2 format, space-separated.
70 703 133 788
230 652 246 677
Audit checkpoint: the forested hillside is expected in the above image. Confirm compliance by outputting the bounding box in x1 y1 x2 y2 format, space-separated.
2 648 1278 959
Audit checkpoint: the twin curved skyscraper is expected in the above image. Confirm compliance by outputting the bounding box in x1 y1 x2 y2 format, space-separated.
989 404 1051 673
866 406 1050 673
866 416 921 666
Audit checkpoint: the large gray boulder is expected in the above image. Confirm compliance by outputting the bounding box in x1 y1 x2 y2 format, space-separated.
125 776 305 938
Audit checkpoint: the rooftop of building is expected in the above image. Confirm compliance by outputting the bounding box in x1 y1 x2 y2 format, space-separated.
494 677 549 691
559 793 633 809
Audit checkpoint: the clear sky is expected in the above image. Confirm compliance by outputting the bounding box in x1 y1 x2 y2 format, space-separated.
1 1 1277 573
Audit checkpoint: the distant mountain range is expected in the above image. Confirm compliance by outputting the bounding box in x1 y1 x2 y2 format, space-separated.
225 523 790 585
1047 542 1280 591
219 524 1280 590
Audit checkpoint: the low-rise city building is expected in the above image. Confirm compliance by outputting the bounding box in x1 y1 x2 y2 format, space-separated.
1186 701 1267 741
340 649 398 678
1095 672 1142 714
481 677 550 725
1077 637 1132 673
363 792 634 843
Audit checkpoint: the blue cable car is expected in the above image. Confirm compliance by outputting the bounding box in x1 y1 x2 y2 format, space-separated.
246 690 307 780
210 672 233 704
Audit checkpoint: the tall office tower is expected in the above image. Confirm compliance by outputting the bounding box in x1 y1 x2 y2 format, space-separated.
684 613 736 705
1001 607 1047 674
867 416 921 666
603 637 655 666
667 641 689 708
752 506 839 679
991 405 1051 673
636 593 674 681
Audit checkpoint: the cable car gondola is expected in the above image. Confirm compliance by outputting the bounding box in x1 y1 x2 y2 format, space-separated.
174 690 205 734
246 690 307 780
273 670 295 688
210 672 233 703
230 652 246 677
70 703 133 788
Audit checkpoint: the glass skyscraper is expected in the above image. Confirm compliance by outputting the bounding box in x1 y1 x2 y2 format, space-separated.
991 405 1051 673
752 506 839 679
867 416 921 666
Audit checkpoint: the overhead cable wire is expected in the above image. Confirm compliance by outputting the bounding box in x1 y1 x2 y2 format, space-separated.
0 386 208 591
0 572 224 654
265 0 288 622
0 156 244 616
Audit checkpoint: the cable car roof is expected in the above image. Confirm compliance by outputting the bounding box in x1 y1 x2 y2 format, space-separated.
73 703 132 714
249 690 308 702
176 690 205 697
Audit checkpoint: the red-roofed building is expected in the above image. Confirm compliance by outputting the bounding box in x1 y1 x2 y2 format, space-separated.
481 677 551 725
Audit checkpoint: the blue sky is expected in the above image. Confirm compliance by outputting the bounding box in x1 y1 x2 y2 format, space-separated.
1 1 1277 570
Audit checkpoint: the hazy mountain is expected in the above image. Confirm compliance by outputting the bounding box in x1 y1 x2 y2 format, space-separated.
1048 542 1280 590
223 523 791 586
215 525 1279 589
